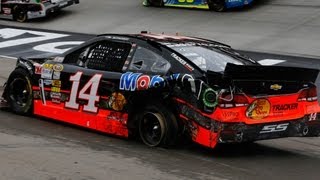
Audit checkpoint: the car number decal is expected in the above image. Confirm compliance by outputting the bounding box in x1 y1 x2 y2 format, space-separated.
65 72 102 113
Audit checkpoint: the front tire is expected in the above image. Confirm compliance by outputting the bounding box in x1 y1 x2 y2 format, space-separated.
6 68 33 115
208 0 226 12
138 103 178 147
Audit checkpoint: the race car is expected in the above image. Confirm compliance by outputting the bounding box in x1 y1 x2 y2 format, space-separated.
1 32 320 149
143 0 254 12
0 0 80 22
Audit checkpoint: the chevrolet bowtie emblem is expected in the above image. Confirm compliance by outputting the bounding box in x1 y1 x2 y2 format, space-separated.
270 84 282 91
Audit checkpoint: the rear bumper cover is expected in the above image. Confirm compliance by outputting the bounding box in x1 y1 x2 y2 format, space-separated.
219 114 320 143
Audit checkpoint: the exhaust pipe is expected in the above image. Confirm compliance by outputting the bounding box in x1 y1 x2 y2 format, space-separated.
235 132 243 142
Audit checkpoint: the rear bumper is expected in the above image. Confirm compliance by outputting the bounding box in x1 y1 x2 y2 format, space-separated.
28 0 79 19
219 114 320 143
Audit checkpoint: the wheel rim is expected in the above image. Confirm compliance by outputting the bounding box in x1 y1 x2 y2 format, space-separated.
14 7 27 22
16 11 27 22
9 78 30 107
140 112 165 146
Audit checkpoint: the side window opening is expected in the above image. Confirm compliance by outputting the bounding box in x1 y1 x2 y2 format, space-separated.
65 41 131 72
129 46 171 74
64 44 93 64
85 42 131 72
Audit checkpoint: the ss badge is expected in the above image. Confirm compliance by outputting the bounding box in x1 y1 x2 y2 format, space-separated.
260 123 289 134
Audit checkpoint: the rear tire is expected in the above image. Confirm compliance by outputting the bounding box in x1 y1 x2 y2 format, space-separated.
208 0 226 12
138 103 178 147
6 68 33 115
13 5 28 23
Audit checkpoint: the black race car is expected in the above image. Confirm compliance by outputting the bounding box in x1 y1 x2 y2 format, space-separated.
1 32 320 149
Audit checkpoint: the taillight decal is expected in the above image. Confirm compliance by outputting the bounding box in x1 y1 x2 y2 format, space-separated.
298 87 318 102
219 93 249 108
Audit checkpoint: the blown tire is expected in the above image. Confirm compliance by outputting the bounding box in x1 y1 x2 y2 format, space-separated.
138 103 178 147
6 68 33 115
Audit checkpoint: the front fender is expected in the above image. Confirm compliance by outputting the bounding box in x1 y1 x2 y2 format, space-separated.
16 57 35 76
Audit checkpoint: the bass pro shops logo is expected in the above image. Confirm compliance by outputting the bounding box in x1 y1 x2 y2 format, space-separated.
246 99 271 120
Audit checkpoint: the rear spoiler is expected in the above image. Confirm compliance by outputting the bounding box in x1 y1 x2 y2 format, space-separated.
223 63 319 83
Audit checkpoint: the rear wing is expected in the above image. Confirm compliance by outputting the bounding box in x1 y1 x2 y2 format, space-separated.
223 63 319 83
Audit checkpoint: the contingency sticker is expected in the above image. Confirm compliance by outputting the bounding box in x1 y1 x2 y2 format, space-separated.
41 68 53 79
53 71 61 80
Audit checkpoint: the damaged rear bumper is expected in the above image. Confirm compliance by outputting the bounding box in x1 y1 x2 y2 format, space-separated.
219 115 320 143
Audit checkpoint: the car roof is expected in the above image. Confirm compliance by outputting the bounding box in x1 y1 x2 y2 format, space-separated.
97 33 231 48
96 33 257 69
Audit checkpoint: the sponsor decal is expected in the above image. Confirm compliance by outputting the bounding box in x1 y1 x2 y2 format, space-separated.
2 8 11 15
41 68 53 79
53 71 61 80
270 84 282 91
246 99 271 120
43 63 54 70
260 123 289 134
171 53 194 72
33 91 41 99
107 92 127 111
104 36 129 41
53 64 64 72
50 92 62 99
52 80 61 88
119 72 166 91
53 57 65 63
166 42 227 48
51 87 61 93
188 121 198 140
222 111 240 119
60 94 68 102
52 98 61 104
107 111 128 124
43 80 52 86
19 61 32 71
34 64 42 75
272 103 298 111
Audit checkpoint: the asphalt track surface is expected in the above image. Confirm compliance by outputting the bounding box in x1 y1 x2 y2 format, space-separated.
1 0 320 180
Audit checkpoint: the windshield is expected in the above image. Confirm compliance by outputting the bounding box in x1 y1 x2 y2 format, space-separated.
171 46 244 72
